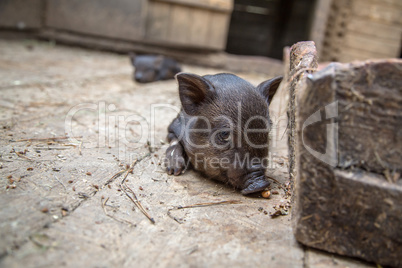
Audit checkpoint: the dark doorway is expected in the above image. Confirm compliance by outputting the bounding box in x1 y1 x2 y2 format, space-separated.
226 0 316 60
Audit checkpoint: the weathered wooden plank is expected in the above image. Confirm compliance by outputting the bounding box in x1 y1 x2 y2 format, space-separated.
338 50 392 62
364 0 402 8
338 52 380 63
309 0 333 57
352 0 402 25
288 41 318 190
293 59 402 267
169 5 192 45
342 32 401 57
46 0 147 41
320 0 402 62
0 0 43 29
208 12 230 49
346 17 402 42
296 168 402 266
297 59 402 175
145 1 171 41
156 0 233 12
145 0 231 50
327 40 396 60
188 9 211 45
336 61 402 172
319 0 350 62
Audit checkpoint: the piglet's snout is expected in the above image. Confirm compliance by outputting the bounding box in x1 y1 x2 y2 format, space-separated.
241 165 270 195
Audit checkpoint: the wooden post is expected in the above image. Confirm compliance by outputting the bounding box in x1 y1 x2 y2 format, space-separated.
287 41 318 192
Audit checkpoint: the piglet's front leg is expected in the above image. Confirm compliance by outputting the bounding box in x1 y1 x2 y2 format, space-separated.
165 135 187 176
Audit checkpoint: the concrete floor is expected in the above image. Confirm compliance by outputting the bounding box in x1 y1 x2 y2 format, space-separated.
0 40 373 268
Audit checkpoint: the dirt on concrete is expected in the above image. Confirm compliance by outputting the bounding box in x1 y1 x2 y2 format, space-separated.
0 40 373 268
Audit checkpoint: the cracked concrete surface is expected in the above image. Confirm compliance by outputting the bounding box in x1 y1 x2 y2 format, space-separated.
0 40 373 268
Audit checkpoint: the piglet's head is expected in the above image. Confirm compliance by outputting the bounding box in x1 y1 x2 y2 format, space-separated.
176 72 282 194
130 54 164 83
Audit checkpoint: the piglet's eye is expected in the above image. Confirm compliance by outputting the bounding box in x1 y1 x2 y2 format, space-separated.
217 131 231 142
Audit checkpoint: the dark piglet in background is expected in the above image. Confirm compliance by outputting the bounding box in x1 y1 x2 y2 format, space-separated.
165 73 283 195
130 53 181 83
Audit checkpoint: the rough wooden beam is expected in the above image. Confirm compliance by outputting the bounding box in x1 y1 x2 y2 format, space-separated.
292 59 402 267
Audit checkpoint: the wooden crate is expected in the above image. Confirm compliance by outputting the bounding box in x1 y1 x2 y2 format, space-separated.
145 0 232 50
320 0 402 62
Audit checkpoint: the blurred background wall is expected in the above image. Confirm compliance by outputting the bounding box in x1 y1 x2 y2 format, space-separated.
0 0 401 62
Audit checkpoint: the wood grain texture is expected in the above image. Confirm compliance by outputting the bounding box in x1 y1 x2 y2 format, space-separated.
0 39 304 268
156 0 233 12
0 0 43 29
293 59 402 267
46 0 147 41
309 0 333 57
145 0 231 50
321 0 402 62
287 41 318 192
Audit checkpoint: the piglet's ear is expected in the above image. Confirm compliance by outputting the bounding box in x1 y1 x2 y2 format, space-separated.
257 76 283 105
176 73 214 116
153 55 164 69
129 52 136 66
